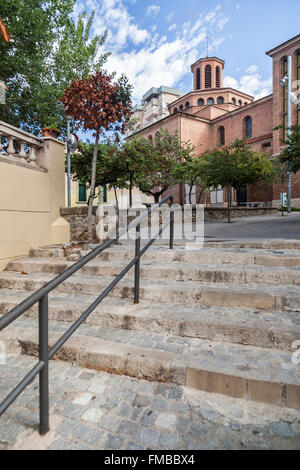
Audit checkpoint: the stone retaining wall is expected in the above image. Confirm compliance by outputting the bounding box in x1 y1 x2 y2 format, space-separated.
60 206 278 242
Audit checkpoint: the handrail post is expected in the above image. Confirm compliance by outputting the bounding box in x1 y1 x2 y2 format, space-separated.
134 223 141 303
39 294 49 435
169 201 174 250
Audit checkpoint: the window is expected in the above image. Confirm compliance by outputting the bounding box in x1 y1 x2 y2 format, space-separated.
232 98 236 105
78 183 87 202
244 102 248 106
205 65 212 88
196 68 201 90
217 96 224 104
282 57 288 138
185 101 190 109
297 51 300 125
148 135 153 142
216 66 221 88
219 126 225 146
238 100 242 106
179 104 184 111
198 98 204 106
207 97 214 105
244 116 252 138
173 108 178 113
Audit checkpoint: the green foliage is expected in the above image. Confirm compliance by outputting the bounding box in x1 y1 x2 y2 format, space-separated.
132 129 194 203
70 140 123 192
203 139 275 190
276 125 300 173
0 1 109 136
174 156 210 204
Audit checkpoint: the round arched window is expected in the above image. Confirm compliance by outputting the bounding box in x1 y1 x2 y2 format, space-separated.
207 97 214 105
217 96 224 104
198 99 204 106
179 104 184 111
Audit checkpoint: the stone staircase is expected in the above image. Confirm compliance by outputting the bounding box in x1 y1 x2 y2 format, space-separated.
0 241 300 410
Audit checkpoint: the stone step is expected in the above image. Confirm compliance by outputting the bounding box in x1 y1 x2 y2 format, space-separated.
29 245 300 267
0 289 299 350
6 257 300 286
0 271 300 311
1 316 299 409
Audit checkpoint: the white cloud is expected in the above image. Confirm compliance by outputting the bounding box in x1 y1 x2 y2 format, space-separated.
168 24 176 32
87 1 228 103
224 65 272 100
166 11 175 23
146 5 160 18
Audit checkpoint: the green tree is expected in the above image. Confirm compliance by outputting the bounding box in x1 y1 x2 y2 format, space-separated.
174 156 210 204
0 1 109 136
133 129 194 203
204 139 276 222
70 140 124 206
277 125 300 173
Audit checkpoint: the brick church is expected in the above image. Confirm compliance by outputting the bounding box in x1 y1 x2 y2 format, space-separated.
131 34 300 207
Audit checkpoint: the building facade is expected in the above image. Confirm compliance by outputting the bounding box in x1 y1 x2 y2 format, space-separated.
132 34 300 207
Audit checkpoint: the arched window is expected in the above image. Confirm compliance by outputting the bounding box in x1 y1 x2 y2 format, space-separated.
244 102 248 106
207 97 214 105
196 68 201 90
174 108 178 113
205 65 212 88
198 98 204 106
282 56 288 136
218 126 225 146
216 66 221 88
185 102 190 109
217 96 224 104
179 104 184 111
232 97 236 105
148 135 153 142
244 116 252 138
238 100 242 106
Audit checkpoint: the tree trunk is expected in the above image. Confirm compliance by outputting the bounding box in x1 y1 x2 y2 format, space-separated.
189 185 193 205
88 132 99 245
227 186 231 223
114 186 119 210
154 193 160 204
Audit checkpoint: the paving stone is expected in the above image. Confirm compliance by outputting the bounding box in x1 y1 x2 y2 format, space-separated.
81 408 104 424
88 383 106 395
72 392 93 406
136 426 159 448
48 439 72 450
126 442 144 450
199 409 222 424
118 420 138 437
151 397 169 411
105 434 125 450
168 386 184 400
57 418 78 437
141 409 158 426
100 414 121 432
269 422 294 437
159 431 178 449
155 413 177 431
176 416 191 434
133 394 151 408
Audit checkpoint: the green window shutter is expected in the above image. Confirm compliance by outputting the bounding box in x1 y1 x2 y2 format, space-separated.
78 183 87 202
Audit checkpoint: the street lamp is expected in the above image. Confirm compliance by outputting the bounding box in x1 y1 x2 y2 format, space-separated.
279 56 292 214
66 115 72 208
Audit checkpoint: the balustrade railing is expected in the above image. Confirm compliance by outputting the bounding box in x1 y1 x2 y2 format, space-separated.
0 121 45 169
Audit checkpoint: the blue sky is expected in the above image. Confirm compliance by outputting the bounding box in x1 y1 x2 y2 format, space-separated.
74 0 300 104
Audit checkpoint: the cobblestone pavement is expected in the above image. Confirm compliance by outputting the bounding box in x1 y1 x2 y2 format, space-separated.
0 354 300 450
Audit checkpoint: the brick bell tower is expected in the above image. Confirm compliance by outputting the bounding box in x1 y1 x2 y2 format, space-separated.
191 57 225 91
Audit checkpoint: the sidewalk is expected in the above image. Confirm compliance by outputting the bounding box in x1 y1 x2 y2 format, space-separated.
1 354 299 450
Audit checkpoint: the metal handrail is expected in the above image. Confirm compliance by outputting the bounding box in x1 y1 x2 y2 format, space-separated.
0 195 174 434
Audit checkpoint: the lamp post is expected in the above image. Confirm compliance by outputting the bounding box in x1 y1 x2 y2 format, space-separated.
66 115 72 208
279 55 292 214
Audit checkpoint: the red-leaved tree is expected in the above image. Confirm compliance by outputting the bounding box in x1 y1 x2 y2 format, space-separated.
60 72 132 244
